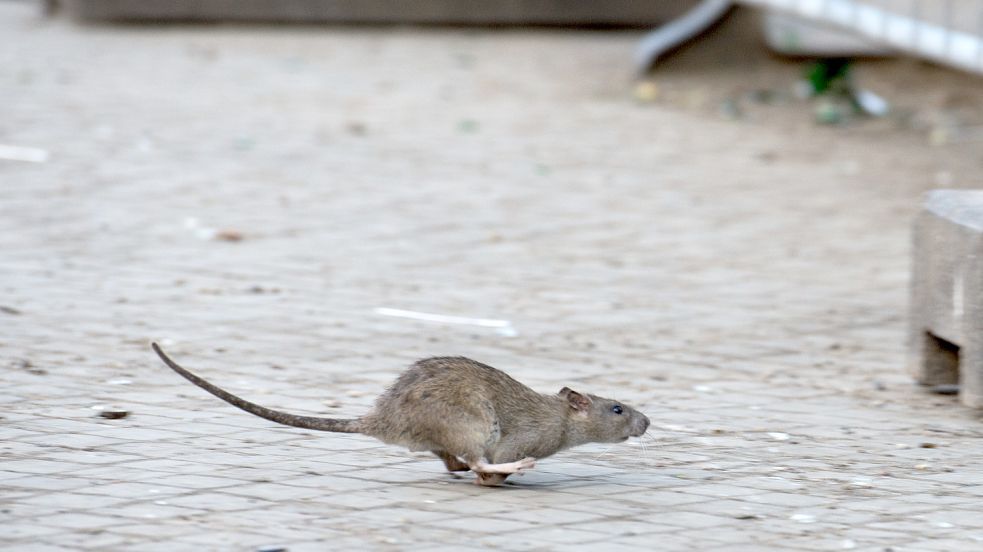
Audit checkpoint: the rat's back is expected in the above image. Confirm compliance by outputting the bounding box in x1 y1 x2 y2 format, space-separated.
358 357 553 453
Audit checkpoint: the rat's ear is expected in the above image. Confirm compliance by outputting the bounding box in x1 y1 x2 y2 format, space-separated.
559 387 592 411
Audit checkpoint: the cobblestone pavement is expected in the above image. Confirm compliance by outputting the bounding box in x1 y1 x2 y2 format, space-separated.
3 3 983 551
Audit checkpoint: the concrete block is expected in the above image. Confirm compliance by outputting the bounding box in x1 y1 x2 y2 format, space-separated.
909 189 983 408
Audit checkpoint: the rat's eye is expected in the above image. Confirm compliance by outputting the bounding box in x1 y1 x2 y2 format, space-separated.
611 405 623 415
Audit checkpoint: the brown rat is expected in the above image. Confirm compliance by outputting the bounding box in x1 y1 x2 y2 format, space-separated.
152 342 650 486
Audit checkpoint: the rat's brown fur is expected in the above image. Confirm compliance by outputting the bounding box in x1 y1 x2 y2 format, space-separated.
152 343 650 486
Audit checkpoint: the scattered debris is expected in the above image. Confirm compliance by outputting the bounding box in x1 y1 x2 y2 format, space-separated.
13 359 46 376
374 307 517 337
97 407 129 420
735 513 763 520
854 89 889 117
214 229 244 242
0 305 22 315
184 217 215 240
802 59 889 124
255 547 288 552
919 442 938 449
0 144 49 163
768 432 791 441
247 285 280 294
848 479 873 489
184 218 244 242
633 80 660 103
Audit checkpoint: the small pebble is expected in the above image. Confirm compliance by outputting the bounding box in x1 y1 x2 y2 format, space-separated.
13 359 47 375
930 384 960 395
345 121 367 135
790 513 816 523
98 408 129 420
255 547 287 552
633 81 660 103
214 229 244 242
919 442 937 449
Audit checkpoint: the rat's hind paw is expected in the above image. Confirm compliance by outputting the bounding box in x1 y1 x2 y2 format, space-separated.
514 457 536 473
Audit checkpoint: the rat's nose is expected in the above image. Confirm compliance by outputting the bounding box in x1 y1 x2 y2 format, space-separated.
631 414 650 436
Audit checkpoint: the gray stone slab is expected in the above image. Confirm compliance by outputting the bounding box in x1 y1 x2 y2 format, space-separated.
908 189 983 407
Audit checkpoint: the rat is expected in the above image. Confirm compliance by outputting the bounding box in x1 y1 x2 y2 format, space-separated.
152 343 650 486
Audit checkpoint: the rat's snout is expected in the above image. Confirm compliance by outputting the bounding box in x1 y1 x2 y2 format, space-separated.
630 413 650 437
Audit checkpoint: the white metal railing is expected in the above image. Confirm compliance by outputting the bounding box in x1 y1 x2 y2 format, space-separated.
637 0 983 76
746 0 983 75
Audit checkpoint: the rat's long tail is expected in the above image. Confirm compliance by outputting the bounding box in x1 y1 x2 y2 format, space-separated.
152 342 360 433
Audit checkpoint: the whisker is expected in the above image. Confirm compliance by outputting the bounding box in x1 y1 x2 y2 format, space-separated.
594 444 616 460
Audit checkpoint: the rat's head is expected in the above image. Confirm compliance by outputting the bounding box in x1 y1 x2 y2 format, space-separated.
559 387 650 444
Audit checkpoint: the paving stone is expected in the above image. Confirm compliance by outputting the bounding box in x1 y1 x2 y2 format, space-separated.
31 513 121 531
